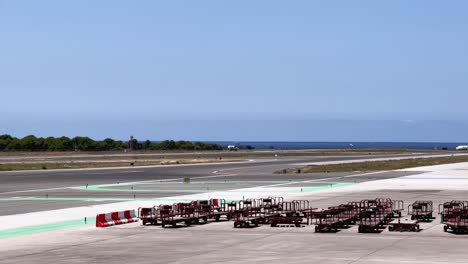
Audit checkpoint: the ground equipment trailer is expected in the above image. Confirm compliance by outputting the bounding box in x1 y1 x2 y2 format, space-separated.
292 200 312 216
139 207 158 225
276 200 310 216
349 198 399 221
219 200 244 220
258 197 283 222
443 208 468 234
191 199 234 222
310 209 342 232
328 204 358 227
310 202 369 232
388 199 404 218
270 200 311 227
233 199 263 228
348 201 371 221
176 202 211 225
408 201 433 221
439 201 468 222
208 199 236 221
156 204 195 228
259 197 284 211
358 204 394 233
388 218 420 232
363 198 403 218
190 200 212 224
233 197 283 228
233 207 265 228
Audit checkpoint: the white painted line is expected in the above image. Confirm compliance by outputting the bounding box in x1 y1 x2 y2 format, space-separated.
0 172 239 195
0 187 79 195
0 160 255 174
264 171 389 188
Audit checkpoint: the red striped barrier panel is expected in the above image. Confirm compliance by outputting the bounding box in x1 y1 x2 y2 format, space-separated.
96 209 139 227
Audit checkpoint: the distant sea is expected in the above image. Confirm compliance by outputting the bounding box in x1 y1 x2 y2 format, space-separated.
207 142 468 150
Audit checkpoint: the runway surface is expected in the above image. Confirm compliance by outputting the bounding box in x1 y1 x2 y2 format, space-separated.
0 153 430 215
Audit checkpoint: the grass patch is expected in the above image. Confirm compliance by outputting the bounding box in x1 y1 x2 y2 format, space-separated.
276 155 468 174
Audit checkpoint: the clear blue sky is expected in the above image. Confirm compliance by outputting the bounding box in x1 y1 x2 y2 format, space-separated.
1 0 468 142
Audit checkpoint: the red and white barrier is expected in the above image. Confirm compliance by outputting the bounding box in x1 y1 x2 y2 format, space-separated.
96 209 139 227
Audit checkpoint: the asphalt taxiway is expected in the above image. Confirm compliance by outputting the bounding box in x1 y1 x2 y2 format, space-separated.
0 154 428 215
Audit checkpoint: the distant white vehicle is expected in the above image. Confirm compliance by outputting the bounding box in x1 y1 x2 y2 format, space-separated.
456 145 468 150
227 145 239 151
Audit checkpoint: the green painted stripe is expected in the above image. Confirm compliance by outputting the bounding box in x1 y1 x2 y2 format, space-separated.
292 182 356 193
73 180 337 190
0 217 95 240
0 197 154 202
0 197 194 202
109 180 293 185
74 186 217 193
73 182 355 193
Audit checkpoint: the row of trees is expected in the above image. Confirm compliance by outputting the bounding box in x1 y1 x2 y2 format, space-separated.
0 135 223 152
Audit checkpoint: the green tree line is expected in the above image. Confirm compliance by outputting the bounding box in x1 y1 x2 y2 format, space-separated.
0 135 223 152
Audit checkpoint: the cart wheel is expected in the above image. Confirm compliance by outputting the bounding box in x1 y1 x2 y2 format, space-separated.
443 226 448 232
203 217 208 224
295 223 301 227
389 226 394 232
185 221 191 227
416 225 420 231
172 223 177 228
162 223 165 228
142 220 147 226
315 226 319 232
215 216 220 222
358 226 362 233
254 222 259 227
271 223 277 227
234 222 239 228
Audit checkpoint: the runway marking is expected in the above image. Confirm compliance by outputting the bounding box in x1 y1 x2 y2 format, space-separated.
0 197 155 202
0 217 95 240
82 171 141 175
0 186 81 195
0 173 238 195
0 171 384 196
259 171 389 188
0 160 254 174
71 183 355 193
0 197 199 202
